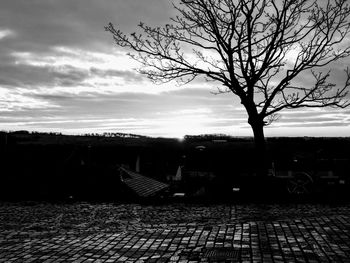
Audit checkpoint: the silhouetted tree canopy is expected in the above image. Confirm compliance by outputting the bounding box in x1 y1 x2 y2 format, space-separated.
106 0 350 175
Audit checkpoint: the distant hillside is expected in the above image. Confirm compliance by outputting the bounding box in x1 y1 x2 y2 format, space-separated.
1 130 350 153
0 131 180 147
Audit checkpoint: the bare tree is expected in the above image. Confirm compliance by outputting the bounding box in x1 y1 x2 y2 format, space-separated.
106 0 350 175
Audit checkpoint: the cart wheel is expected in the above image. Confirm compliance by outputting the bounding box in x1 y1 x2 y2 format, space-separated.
287 172 314 195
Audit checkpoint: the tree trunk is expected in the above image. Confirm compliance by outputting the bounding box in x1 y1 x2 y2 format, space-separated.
249 119 268 176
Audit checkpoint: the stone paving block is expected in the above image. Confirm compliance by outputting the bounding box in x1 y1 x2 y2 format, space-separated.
1 203 350 262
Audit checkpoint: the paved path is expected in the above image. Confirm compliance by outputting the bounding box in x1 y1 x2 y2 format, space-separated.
0 203 349 262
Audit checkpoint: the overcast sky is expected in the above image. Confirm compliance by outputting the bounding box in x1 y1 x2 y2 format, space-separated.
1 0 350 138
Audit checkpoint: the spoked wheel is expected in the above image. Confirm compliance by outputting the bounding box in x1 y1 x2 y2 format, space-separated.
287 172 314 195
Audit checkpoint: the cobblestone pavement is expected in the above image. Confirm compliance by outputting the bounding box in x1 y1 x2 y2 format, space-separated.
0 202 350 262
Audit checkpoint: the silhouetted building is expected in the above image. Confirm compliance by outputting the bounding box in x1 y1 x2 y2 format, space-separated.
119 167 169 198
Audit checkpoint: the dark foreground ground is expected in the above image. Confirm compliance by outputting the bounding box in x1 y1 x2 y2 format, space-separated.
0 202 349 262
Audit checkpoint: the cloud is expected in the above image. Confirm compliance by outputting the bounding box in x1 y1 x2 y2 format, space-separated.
0 29 15 40
0 88 59 113
1 0 350 137
90 67 144 83
0 86 247 137
0 47 149 92
0 64 89 89
0 0 174 54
